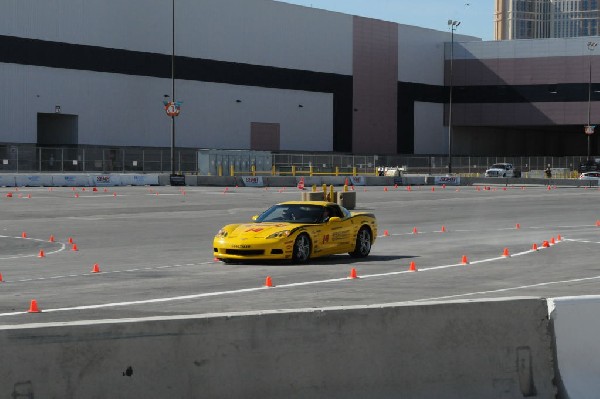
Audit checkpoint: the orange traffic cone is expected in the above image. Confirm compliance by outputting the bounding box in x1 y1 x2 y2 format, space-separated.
384 187 388 192
93 187 98 192
74 193 79 198
394 183 398 189
28 299 41 313
461 255 469 264
68 237 73 244
532 243 539 251
349 268 358 279
214 256 219 262
0 272 3 282
441 226 447 233
596 220 600 227
515 223 521 230
407 186 412 191
409 261 417 272
412 227 418 234
49 235 55 243
113 192 117 198
264 276 274 287
557 234 562 241
21 232 27 238
92 263 100 273
383 230 390 237
27 194 31 199
542 241 550 248
5 192 13 198
431 187 435 192
103 188 108 192
38 249 45 258
502 248 510 257
71 243 79 251
550 237 556 245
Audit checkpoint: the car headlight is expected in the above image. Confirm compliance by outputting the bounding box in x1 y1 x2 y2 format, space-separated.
266 230 291 239
215 229 228 238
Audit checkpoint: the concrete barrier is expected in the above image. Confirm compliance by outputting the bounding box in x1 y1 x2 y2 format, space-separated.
0 298 556 399
548 296 600 399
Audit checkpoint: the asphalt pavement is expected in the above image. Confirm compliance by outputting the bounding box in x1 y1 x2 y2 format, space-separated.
1 184 599 325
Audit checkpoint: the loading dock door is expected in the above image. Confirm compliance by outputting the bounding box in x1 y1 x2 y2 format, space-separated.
37 113 78 146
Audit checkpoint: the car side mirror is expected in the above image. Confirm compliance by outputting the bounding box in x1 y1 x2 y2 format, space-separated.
328 217 342 224
251 215 258 221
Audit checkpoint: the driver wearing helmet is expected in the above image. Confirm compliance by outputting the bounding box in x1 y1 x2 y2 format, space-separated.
282 208 296 221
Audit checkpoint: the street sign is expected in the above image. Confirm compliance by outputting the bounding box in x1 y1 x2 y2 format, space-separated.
585 125 596 135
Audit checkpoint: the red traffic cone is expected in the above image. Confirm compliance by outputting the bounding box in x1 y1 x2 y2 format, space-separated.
0 272 4 282
407 186 412 191
49 235 55 243
383 230 390 237
431 187 435 192
384 187 388 192
93 187 98 192
103 188 108 192
441 226 447 233
461 255 469 265
74 193 79 198
515 223 521 230
557 234 562 241
502 248 510 257
412 227 418 234
113 192 117 198
92 263 100 273
349 268 358 279
550 237 556 245
409 261 417 272
21 232 27 239
71 243 79 251
28 299 41 313
68 237 73 244
38 249 45 258
596 220 600 227
542 241 550 248
532 243 538 251
264 276 274 287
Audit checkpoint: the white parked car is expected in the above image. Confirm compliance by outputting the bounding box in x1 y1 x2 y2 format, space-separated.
579 172 600 180
485 163 521 178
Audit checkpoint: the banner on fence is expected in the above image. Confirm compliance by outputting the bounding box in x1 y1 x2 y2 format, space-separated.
14 175 53 187
89 175 122 187
241 176 264 187
434 176 461 186
349 176 366 186
54 175 90 187
0 175 16 187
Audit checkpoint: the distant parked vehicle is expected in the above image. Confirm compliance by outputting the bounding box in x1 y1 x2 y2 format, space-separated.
578 160 600 173
485 163 521 178
579 172 600 180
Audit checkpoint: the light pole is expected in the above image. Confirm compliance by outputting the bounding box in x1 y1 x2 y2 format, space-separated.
586 41 597 161
171 0 176 177
448 20 460 175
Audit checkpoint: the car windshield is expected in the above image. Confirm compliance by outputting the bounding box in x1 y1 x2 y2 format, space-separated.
256 204 327 223
490 164 507 169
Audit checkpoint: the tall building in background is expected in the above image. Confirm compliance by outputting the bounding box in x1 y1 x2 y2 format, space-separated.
496 0 600 40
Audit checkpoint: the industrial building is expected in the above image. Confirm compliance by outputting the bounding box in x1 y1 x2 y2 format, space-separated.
1 0 599 159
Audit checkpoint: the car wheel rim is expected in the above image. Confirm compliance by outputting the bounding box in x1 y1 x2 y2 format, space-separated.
295 236 310 260
359 229 371 255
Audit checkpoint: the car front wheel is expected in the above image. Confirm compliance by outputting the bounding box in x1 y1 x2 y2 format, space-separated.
350 227 372 258
292 233 311 263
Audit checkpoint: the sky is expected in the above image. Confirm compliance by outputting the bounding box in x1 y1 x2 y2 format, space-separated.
275 0 495 41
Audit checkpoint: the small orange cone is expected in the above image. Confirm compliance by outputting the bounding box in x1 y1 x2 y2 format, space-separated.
502 248 510 257
91 263 100 273
384 187 388 192
27 194 31 199
5 192 12 198
394 183 398 189
550 237 556 245
409 261 417 272
383 230 390 237
264 276 274 287
542 241 550 248
38 249 45 258
547 185 551 191
71 243 79 251
412 227 418 234
442 184 446 189
461 255 469 264
0 272 4 282
103 188 108 192
68 237 73 244
214 256 219 262
28 299 41 313
596 220 600 227
349 268 358 279
431 187 435 192
532 243 538 251
21 232 27 238
82 187 86 192
113 192 117 198
93 187 98 192
74 193 79 198
441 226 447 233
557 234 562 241
407 186 412 191
515 223 521 230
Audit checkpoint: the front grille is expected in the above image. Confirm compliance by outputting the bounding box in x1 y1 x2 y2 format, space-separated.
225 249 265 256
271 249 283 254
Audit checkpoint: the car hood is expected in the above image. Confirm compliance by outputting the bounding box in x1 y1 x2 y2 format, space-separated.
225 223 302 239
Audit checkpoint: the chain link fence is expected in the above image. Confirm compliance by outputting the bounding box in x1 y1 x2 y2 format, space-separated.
0 144 595 176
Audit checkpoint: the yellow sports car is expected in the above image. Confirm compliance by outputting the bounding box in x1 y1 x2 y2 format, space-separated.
213 201 377 263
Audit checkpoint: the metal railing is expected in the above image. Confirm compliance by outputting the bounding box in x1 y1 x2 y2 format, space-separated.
0 144 595 177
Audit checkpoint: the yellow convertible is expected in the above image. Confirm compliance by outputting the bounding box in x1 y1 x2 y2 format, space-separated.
213 201 377 263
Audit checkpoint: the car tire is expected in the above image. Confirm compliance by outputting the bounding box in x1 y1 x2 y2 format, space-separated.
292 233 311 263
349 226 372 258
